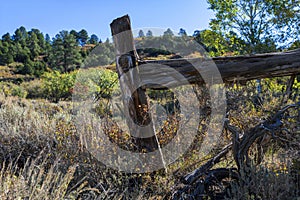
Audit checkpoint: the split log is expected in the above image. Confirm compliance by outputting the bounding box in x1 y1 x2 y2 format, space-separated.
138 48 300 89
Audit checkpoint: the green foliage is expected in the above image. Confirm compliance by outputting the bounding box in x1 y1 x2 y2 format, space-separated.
136 33 205 58
289 40 300 50
207 0 299 53
32 61 47 77
83 41 115 67
13 43 30 63
194 29 246 56
2 33 12 43
0 41 14 65
78 29 89 46
23 60 35 75
21 79 46 99
13 26 28 47
163 28 174 37
15 59 46 77
89 34 99 44
138 30 145 38
178 28 187 37
70 29 90 46
0 82 27 98
50 31 82 73
29 28 46 50
0 27 104 77
41 68 117 103
74 68 118 101
146 30 153 37
42 71 76 102
27 31 41 60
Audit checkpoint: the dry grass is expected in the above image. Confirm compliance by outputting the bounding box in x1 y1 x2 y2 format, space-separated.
0 76 299 199
0 159 76 200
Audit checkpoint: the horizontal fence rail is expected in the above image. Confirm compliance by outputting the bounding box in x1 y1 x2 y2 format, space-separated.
137 48 300 89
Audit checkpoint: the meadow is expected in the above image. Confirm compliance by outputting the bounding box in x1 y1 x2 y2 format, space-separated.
0 63 299 199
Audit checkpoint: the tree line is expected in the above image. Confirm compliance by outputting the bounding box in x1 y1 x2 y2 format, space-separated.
0 27 106 76
0 26 206 77
0 0 299 78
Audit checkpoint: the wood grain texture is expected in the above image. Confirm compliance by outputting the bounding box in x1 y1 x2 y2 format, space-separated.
111 15 159 153
138 48 300 89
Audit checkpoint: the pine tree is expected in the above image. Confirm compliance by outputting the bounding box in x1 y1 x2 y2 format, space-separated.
30 29 46 51
50 31 82 73
0 33 14 65
78 29 89 46
146 30 153 37
13 26 28 47
178 28 187 37
138 30 145 38
0 40 13 65
89 34 99 44
28 32 41 60
2 33 12 43
163 28 174 37
14 42 30 63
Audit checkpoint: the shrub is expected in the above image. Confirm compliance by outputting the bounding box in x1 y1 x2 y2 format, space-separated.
21 79 46 99
15 59 34 75
73 68 118 101
15 60 47 77
41 68 118 103
41 71 76 103
0 82 27 98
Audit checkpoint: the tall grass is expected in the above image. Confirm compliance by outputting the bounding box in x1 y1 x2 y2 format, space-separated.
0 79 299 200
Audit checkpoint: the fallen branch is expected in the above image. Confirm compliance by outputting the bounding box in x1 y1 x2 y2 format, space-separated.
176 103 299 199
182 143 232 185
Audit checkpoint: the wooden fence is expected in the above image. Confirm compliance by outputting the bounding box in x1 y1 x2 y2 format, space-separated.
110 14 300 152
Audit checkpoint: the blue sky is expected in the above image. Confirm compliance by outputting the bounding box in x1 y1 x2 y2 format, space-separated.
0 0 214 41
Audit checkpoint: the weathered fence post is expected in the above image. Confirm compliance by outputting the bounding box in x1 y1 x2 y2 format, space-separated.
110 15 159 152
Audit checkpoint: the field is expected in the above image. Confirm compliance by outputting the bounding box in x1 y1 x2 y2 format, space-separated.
0 65 299 199
1 0 300 198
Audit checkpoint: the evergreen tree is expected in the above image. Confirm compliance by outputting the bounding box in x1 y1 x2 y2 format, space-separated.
45 34 51 44
0 33 14 64
2 33 12 43
163 28 174 37
78 29 89 46
146 30 153 37
193 30 201 37
27 32 41 60
44 34 52 62
105 38 110 44
14 42 30 63
89 34 99 44
0 40 14 65
20 58 34 75
13 26 28 47
30 29 45 50
70 30 79 44
178 28 187 37
138 30 145 38
50 30 82 73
